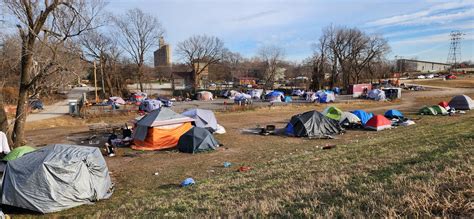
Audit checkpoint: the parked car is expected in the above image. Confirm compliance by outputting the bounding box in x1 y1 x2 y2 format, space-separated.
445 74 457 80
417 75 426 79
426 74 435 79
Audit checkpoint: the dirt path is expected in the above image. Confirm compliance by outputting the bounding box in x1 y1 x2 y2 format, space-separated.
26 87 92 122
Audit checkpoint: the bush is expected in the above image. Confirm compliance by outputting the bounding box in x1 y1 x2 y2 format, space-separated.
1 87 19 104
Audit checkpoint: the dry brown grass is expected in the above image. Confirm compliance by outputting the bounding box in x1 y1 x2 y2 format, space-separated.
409 77 474 88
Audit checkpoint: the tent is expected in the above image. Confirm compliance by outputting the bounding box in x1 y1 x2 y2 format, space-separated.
196 91 213 101
177 127 220 153
438 101 450 110
304 92 317 102
132 108 194 150
365 115 392 131
284 96 293 103
285 110 343 138
248 89 263 99
384 109 404 119
322 106 343 121
368 89 386 101
139 99 162 112
234 93 252 104
316 90 335 103
3 146 36 161
108 96 126 105
265 91 284 102
339 112 361 125
431 105 448 115
132 92 147 102
448 95 474 110
351 110 374 125
1 144 113 213
419 106 438 115
291 89 304 96
182 109 218 132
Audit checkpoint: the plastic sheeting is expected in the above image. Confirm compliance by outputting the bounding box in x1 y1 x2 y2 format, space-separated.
1 144 113 213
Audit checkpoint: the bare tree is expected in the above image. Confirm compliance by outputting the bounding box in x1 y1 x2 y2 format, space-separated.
112 8 164 92
257 45 285 89
5 0 104 147
176 35 224 91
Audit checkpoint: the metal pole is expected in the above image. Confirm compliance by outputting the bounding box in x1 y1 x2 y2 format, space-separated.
94 61 99 103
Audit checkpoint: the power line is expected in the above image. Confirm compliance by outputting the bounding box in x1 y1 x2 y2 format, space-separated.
447 30 465 65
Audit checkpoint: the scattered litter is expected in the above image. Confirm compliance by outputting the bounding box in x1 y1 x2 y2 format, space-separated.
322 144 336 150
459 110 466 114
181 178 195 187
238 166 251 172
223 162 232 168
153 172 159 176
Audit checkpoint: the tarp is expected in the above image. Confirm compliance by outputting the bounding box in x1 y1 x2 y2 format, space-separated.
291 89 304 96
248 89 263 99
182 109 218 132
438 101 450 109
339 112 361 125
196 91 213 101
139 99 162 112
431 105 448 115
448 95 473 110
419 106 437 115
234 93 251 102
1 144 113 213
322 106 343 121
365 115 392 131
285 110 343 138
384 109 404 119
177 127 220 153
3 146 36 161
368 89 386 101
316 91 335 103
266 91 284 102
108 96 126 105
132 123 193 150
133 108 194 142
351 110 374 125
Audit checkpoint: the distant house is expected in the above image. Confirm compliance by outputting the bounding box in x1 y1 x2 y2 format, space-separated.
397 59 451 73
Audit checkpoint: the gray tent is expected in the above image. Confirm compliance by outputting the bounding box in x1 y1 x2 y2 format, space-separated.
285 110 343 138
1 144 113 213
177 127 220 153
133 108 194 141
448 95 473 110
182 109 218 132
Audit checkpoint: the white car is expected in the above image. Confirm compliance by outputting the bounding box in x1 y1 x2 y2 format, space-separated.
426 74 434 79
417 75 426 79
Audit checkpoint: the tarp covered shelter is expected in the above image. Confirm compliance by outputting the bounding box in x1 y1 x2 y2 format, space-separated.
384 109 404 119
177 127 220 153
196 91 213 101
339 112 361 125
139 99 162 112
285 110 343 138
3 146 36 161
266 91 284 102
248 89 263 99
316 90 335 103
132 108 194 150
431 105 448 115
419 106 437 115
108 96 126 105
365 115 392 131
182 108 218 132
351 110 374 125
448 95 473 110
322 106 343 121
1 144 113 213
368 89 386 101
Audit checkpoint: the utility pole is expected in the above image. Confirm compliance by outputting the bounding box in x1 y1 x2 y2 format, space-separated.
94 61 99 103
447 31 465 66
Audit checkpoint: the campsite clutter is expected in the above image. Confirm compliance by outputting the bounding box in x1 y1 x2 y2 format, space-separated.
419 95 473 116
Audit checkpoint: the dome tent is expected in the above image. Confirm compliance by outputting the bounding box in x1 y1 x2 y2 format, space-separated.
448 95 473 110
177 127 220 153
438 101 450 110
3 146 36 161
285 110 343 138
351 110 374 126
182 108 219 132
265 91 284 102
1 144 113 213
196 91 213 101
368 89 386 101
339 112 361 125
132 108 194 150
384 109 404 119
322 106 343 121
419 106 437 115
365 115 392 131
431 105 448 115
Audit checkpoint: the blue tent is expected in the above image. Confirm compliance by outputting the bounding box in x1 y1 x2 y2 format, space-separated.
284 96 292 103
266 91 284 97
384 109 404 119
351 110 374 125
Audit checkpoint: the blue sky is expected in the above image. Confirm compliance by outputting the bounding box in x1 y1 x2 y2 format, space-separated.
107 0 474 63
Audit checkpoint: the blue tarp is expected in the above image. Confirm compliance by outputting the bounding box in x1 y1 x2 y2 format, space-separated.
351 110 374 125
384 109 404 119
267 91 284 97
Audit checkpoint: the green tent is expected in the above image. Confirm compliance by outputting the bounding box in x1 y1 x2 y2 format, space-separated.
419 106 437 115
3 146 36 161
431 105 448 115
323 106 343 121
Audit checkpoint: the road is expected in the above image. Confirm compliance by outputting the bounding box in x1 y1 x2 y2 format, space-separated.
26 87 92 122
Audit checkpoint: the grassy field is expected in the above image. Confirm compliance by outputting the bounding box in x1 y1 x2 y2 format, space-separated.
32 109 471 218
408 77 474 88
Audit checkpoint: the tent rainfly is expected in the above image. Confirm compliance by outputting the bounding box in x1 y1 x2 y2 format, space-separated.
177 127 220 153
285 110 343 138
182 108 219 132
448 95 473 110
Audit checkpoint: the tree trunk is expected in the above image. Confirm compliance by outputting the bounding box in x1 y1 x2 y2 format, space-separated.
137 64 144 92
0 88 12 146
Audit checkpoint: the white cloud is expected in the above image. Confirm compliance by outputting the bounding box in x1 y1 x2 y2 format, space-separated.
391 31 474 46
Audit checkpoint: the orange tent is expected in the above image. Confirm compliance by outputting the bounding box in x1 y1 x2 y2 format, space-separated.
132 108 194 151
